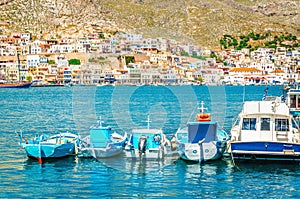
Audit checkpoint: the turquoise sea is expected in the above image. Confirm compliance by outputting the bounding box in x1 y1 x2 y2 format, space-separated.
1 85 299 198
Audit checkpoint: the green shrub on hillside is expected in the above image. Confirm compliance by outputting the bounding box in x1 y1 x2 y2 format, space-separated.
69 59 81 65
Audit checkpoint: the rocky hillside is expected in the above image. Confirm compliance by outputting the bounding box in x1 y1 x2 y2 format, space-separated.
0 0 299 49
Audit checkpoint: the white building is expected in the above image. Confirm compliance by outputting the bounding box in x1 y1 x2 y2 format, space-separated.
27 55 40 68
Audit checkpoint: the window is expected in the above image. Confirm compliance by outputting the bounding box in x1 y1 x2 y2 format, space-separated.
275 119 289 131
290 95 296 108
261 118 270 131
242 118 257 130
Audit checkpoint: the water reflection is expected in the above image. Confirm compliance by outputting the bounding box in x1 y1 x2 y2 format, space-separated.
98 153 177 175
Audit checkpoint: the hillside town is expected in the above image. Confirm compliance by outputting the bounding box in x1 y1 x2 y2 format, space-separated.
0 31 300 86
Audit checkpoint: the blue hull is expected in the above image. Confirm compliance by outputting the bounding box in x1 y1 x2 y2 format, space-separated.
24 143 75 159
231 141 300 161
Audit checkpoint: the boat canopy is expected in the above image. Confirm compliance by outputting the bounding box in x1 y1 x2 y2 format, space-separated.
90 127 111 148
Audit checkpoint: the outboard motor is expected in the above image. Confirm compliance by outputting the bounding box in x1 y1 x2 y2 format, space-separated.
170 135 177 151
138 136 147 156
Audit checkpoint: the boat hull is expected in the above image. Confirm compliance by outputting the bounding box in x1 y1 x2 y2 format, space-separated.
89 147 123 159
24 143 75 160
0 82 32 88
78 134 127 158
178 141 226 163
230 141 300 161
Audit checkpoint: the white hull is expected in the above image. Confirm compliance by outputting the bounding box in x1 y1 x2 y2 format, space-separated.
178 141 223 162
78 132 127 158
90 147 123 159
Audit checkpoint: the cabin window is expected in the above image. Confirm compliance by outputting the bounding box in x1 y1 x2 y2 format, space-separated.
242 118 256 130
275 119 289 131
290 95 296 108
260 118 270 131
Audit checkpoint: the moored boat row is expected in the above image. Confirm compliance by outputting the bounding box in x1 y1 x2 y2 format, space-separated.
20 86 300 165
18 102 230 164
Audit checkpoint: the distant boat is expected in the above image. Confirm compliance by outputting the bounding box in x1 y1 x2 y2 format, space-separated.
79 117 127 159
96 81 116 87
0 82 32 88
31 82 64 87
175 101 228 163
19 132 79 164
228 95 300 162
124 115 177 160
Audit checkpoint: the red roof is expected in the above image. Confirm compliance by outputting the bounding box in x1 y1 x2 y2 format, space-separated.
229 67 262 72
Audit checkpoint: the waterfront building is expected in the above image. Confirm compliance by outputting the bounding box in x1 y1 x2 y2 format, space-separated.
89 64 105 84
57 66 71 84
34 63 50 82
159 69 177 84
140 69 160 84
201 68 224 85
5 62 18 81
115 70 130 84
128 68 141 84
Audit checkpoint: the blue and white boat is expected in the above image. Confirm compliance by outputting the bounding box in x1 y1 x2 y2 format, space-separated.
229 96 300 162
175 101 228 163
79 118 127 159
124 115 176 160
19 132 79 164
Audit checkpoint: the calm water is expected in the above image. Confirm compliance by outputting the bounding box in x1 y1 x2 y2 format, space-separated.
1 85 300 198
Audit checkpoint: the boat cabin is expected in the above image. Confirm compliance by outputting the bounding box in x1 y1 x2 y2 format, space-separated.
232 100 296 143
90 126 112 148
129 129 163 150
286 88 300 117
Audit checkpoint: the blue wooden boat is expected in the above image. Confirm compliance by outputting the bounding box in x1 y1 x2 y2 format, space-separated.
175 101 228 163
124 115 176 160
229 96 300 162
79 118 127 159
19 132 79 164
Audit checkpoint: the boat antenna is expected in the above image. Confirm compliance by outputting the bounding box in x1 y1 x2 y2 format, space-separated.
97 116 104 127
146 114 151 129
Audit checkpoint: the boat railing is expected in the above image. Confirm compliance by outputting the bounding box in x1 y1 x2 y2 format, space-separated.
231 116 240 129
